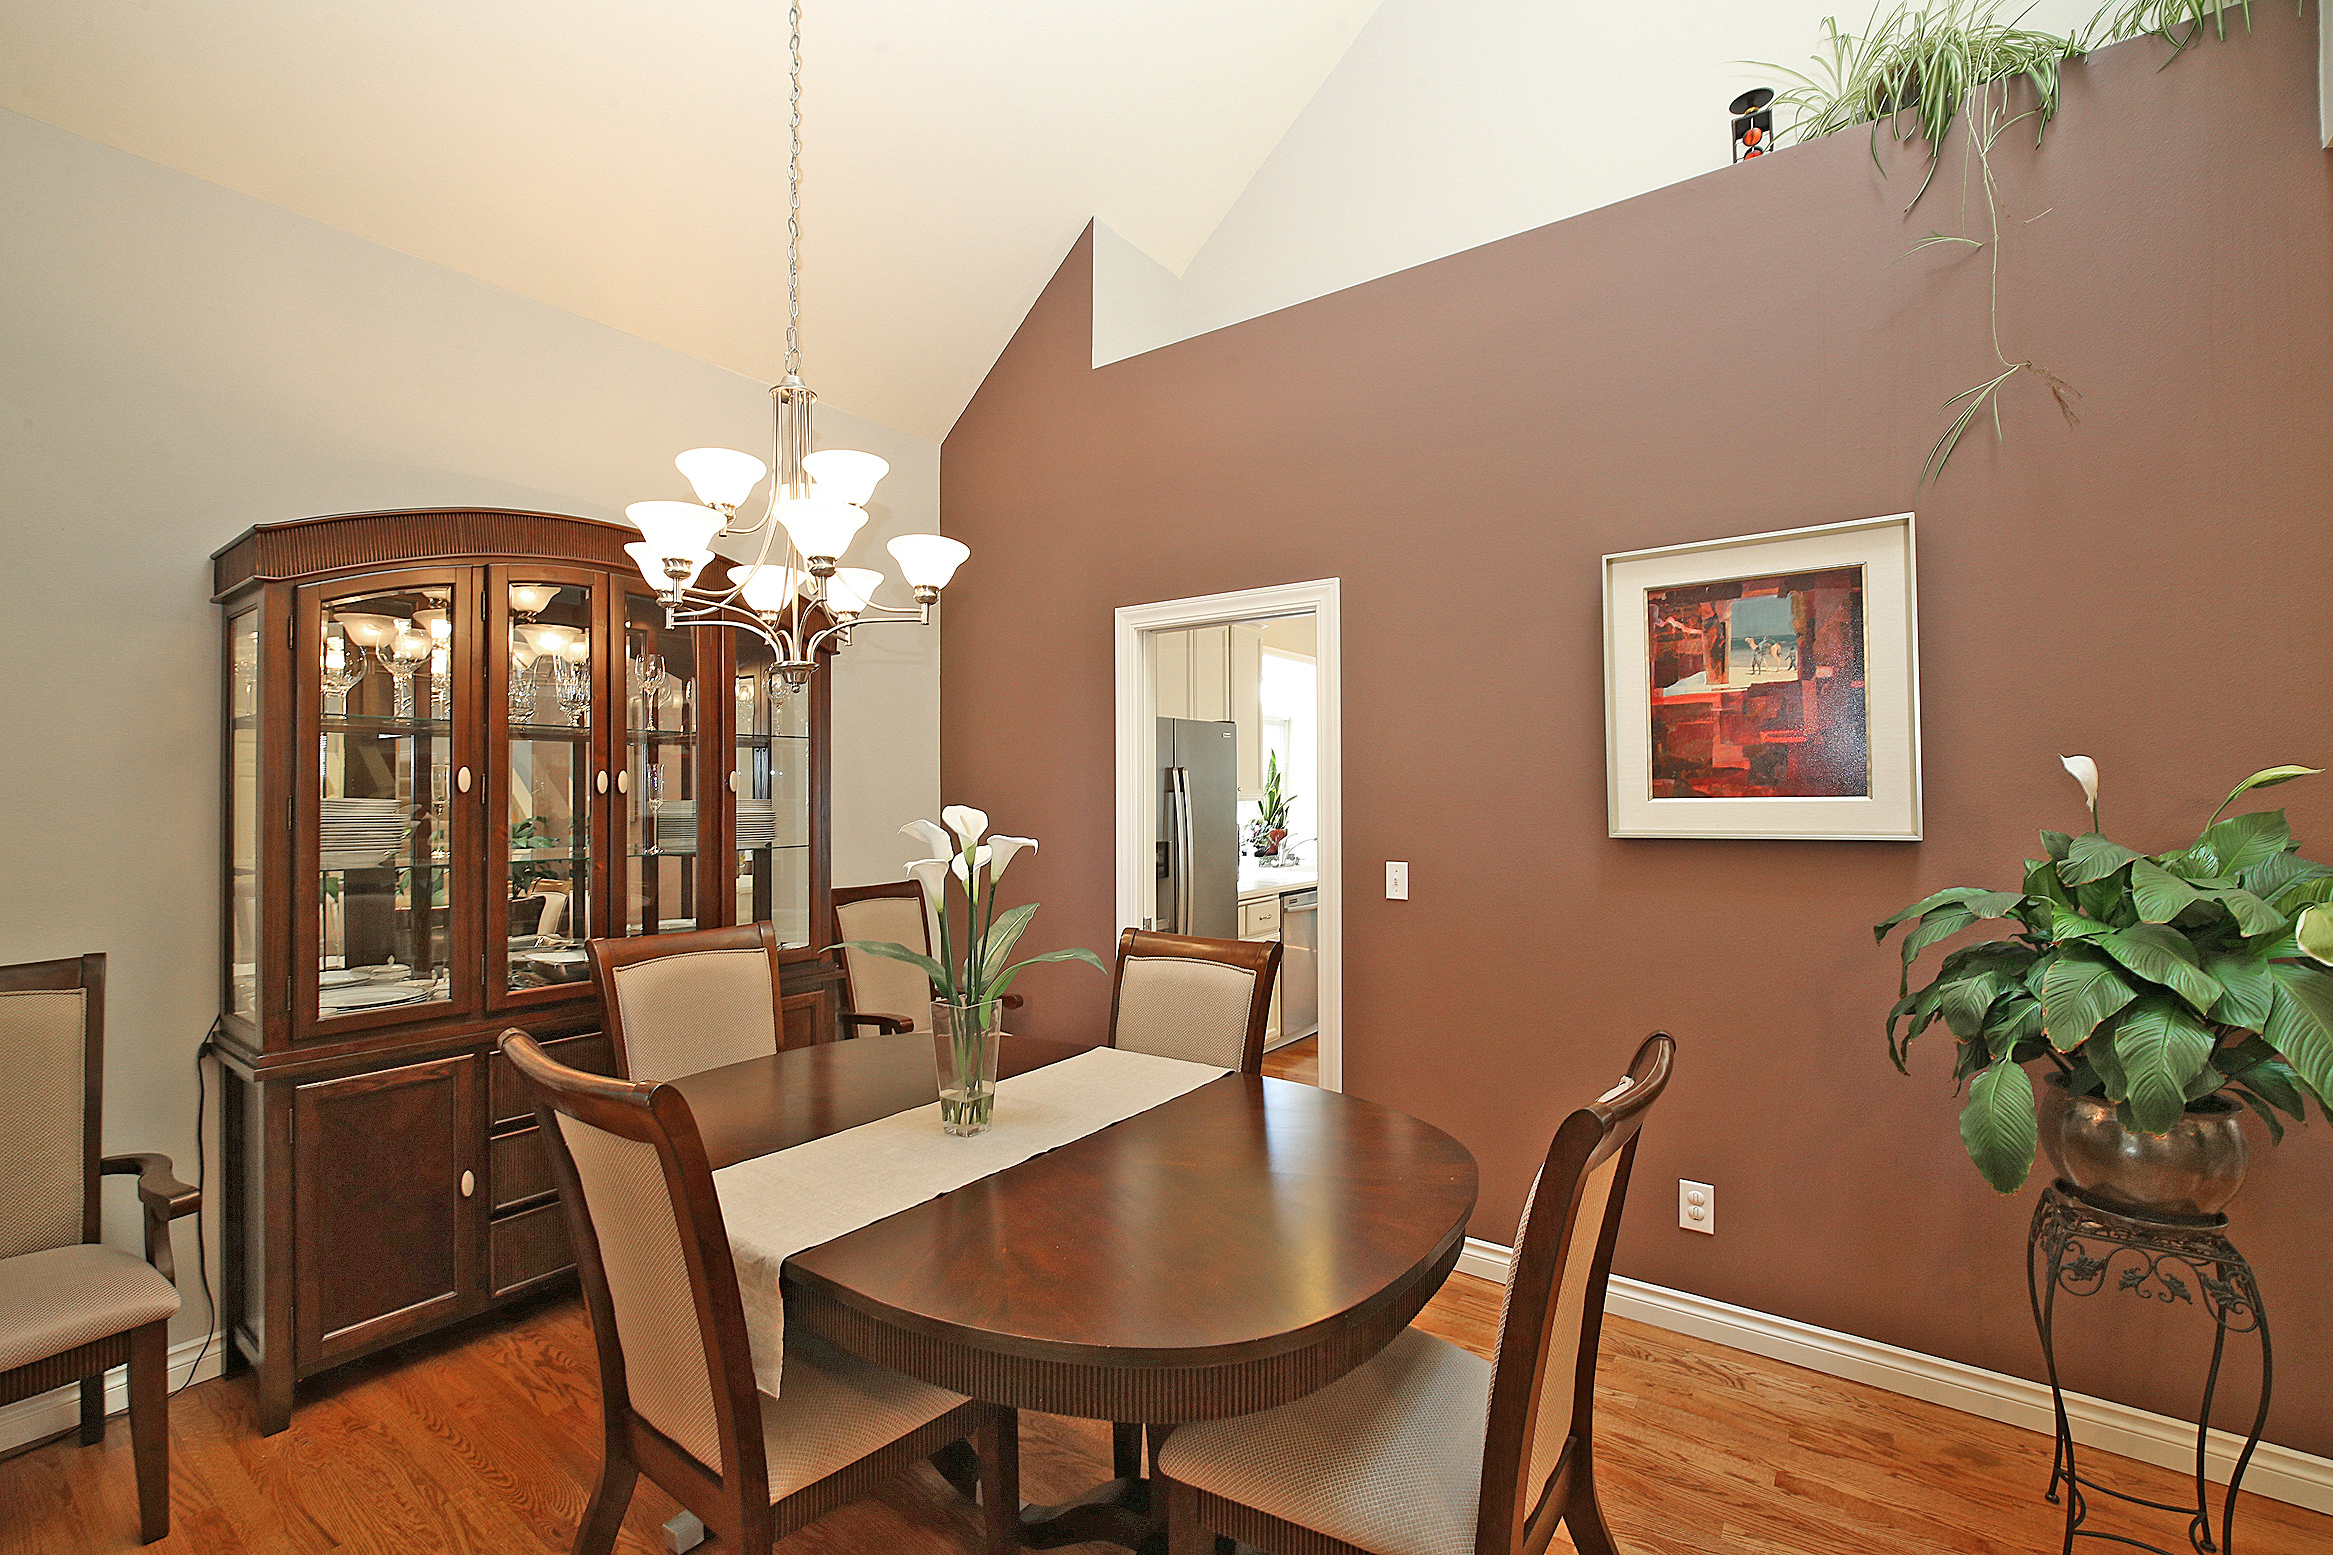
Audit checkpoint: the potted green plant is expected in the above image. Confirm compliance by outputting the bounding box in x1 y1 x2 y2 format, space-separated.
840 807 1106 1135
1253 753 1296 859
1879 758 2333 1214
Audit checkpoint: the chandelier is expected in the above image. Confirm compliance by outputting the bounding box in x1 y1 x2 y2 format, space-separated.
622 0 967 687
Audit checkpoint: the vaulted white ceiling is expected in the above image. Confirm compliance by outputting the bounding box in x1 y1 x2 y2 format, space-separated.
0 1 1381 440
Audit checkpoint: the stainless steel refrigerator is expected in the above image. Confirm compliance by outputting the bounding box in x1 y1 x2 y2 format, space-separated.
1155 717 1239 939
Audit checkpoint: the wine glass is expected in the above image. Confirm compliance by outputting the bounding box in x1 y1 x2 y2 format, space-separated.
633 652 667 731
644 763 666 856
552 650 591 727
320 640 366 714
376 631 433 721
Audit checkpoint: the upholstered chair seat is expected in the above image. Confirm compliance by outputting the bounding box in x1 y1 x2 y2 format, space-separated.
589 924 790 1082
500 1030 1022 1555
1107 929 1281 1075
1160 1327 1489 1555
0 954 200 1546
0 1245 179 1373
1160 1035 1676 1555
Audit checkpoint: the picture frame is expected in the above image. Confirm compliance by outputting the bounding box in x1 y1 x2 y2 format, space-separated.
1603 513 1921 841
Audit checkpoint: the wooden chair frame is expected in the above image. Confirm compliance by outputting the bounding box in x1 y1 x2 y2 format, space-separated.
588 922 788 1077
0 953 200 1545
830 880 1024 1035
1163 1032 1675 1555
499 1030 1020 1555
1106 929 1283 1076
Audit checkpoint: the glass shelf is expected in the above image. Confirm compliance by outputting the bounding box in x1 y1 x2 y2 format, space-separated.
322 713 452 735
629 730 698 744
509 720 591 737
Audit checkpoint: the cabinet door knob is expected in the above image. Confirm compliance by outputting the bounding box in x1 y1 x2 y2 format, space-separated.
459 1170 475 1198
455 766 472 794
596 770 609 795
728 770 741 794
617 770 630 795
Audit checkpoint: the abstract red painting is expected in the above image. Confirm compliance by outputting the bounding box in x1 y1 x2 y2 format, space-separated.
1644 566 1868 798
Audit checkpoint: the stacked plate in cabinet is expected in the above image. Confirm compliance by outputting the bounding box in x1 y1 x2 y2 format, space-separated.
736 799 777 849
320 796 409 871
652 799 698 855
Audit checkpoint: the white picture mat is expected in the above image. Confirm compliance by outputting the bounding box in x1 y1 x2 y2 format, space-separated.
1603 513 1921 841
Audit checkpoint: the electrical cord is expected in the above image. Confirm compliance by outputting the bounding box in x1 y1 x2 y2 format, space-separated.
173 1023 221 1397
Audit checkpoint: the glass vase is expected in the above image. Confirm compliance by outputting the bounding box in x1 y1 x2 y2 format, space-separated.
932 998 1004 1136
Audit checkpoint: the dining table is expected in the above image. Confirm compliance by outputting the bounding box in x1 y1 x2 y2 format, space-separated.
666 1029 1480 1550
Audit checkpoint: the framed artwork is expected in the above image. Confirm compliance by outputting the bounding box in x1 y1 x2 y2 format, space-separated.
1603 513 1921 840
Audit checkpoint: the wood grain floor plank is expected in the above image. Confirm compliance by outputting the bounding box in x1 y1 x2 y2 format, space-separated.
4 1271 2328 1555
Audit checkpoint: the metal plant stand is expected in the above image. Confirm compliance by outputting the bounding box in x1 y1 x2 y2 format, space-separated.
2027 1183 2272 1555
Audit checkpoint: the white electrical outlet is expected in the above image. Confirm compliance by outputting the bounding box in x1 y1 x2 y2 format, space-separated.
1679 1180 1714 1234
1386 861 1409 900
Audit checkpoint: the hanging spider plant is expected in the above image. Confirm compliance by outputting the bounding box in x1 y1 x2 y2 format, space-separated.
1755 0 2276 483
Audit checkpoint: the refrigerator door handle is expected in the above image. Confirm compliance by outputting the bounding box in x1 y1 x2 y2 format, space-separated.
1172 767 1194 934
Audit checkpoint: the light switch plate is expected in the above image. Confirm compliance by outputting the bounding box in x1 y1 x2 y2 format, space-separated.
1386 861 1409 900
1679 1179 1714 1234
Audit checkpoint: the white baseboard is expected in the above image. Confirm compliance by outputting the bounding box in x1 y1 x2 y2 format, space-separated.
0 1332 227 1457
1457 1237 2332 1517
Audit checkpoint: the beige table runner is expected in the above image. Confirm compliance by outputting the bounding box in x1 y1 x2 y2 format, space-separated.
711 1045 1226 1397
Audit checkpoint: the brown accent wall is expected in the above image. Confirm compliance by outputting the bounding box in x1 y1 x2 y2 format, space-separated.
942 10 2333 1451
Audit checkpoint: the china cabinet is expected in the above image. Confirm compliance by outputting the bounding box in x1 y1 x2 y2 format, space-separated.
214 508 836 1433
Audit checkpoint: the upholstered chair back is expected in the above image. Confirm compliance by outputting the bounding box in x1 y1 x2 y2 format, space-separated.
0 964 100 1261
833 887 934 1030
590 924 785 1084
1106 929 1280 1074
1476 1034 1673 1555
503 1030 762 1489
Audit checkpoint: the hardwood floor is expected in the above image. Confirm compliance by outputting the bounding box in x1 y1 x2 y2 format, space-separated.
1260 1035 1316 1085
6 1272 2329 1555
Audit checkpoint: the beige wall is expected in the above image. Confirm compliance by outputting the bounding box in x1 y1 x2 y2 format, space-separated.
0 109 938 1398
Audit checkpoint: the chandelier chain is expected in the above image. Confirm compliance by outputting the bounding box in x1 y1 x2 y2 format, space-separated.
784 0 803 379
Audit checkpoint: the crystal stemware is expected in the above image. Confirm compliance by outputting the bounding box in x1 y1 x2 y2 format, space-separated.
644 762 665 856
376 632 433 721
552 651 592 727
320 641 367 714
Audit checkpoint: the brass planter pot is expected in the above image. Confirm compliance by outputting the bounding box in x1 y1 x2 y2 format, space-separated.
2038 1072 2248 1219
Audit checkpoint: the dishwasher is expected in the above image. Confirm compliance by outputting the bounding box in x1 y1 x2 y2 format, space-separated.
1277 888 1319 1044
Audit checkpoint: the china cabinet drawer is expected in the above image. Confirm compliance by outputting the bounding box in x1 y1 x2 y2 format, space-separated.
489 1032 614 1126
489 1125 559 1211
489 1200 573 1298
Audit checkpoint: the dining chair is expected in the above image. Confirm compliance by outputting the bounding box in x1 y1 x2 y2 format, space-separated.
498 1030 1021 1555
1157 1032 1676 1555
831 880 1020 1034
589 923 795 1082
0 953 200 1545
1106 929 1281 1075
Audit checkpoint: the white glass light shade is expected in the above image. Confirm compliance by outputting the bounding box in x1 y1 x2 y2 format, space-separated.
430 645 450 674
733 563 806 614
824 567 885 616
562 631 590 663
774 497 868 562
509 634 539 670
508 583 558 617
336 613 401 649
412 607 453 642
390 629 432 661
801 448 889 507
885 533 970 590
524 625 576 658
626 500 725 558
622 541 710 591
676 447 768 510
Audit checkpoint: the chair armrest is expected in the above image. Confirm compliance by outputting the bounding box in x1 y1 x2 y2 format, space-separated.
847 1012 912 1035
103 1154 199 1283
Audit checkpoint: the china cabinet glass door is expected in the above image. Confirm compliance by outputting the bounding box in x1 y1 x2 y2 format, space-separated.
623 588 704 935
492 568 605 1006
304 570 478 1033
732 635 813 947
226 608 262 1022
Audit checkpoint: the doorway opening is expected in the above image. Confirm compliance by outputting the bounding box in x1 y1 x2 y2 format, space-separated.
1114 581 1340 1090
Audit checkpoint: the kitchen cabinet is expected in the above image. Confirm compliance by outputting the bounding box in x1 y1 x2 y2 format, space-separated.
214 508 844 1433
1232 624 1264 799
1189 625 1229 721
1154 629 1191 719
1238 894 1284 1048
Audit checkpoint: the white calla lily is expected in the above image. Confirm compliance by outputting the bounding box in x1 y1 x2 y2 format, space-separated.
905 856 951 903
2060 754 2100 829
949 846 994 887
941 804 990 850
988 835 1037 881
901 818 952 859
